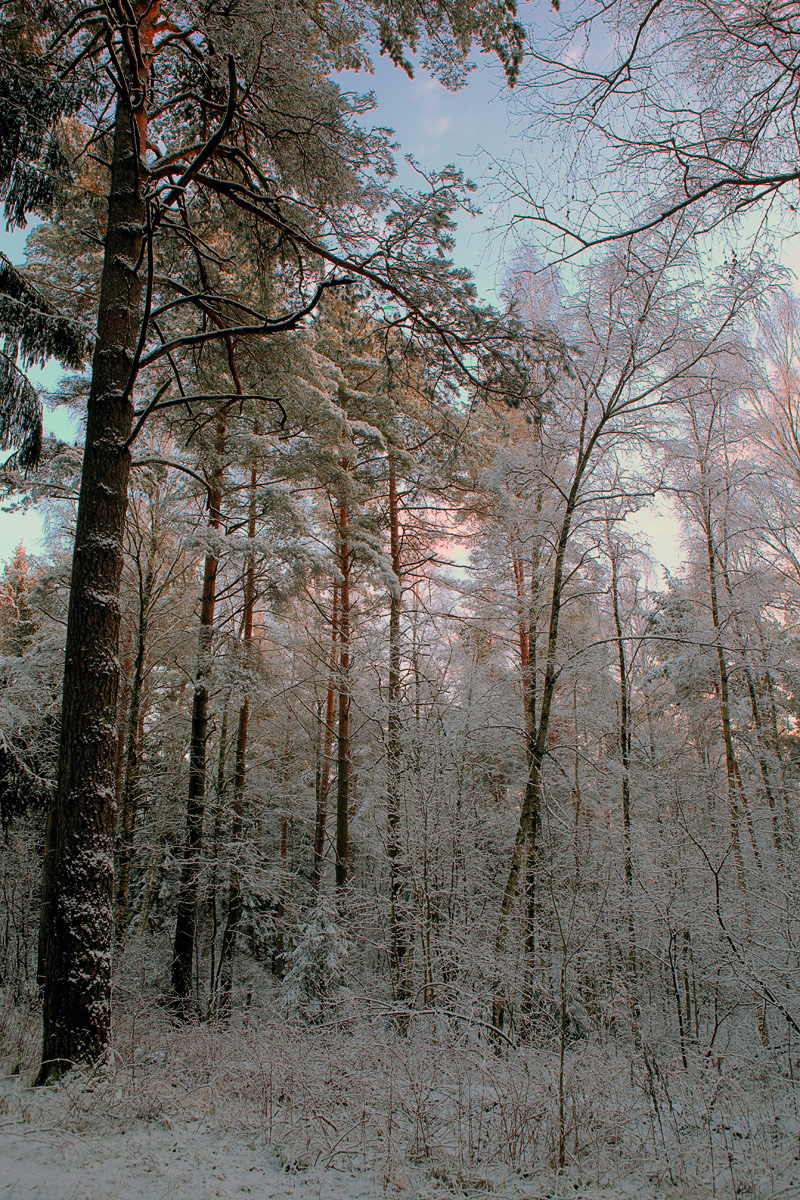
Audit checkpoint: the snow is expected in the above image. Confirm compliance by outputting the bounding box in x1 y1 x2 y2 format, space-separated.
0 1093 669 1200
2 994 799 1200
0 1102 380 1200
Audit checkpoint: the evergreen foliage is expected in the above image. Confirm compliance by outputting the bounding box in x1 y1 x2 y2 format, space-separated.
0 254 90 469
0 13 90 468
284 898 352 1020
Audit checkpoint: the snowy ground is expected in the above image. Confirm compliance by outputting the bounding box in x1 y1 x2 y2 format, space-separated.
2 1113 333 1199
0 1096 383 1200
2 1065 798 1200
2 995 800 1200
0 1079 633 1200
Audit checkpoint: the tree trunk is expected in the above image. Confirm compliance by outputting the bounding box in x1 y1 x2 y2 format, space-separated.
218 461 257 1011
114 553 155 945
514 495 542 1020
607 532 641 1046
717 547 783 855
217 696 248 1009
171 417 225 1013
114 629 134 819
335 503 351 891
386 448 410 1000
702 499 750 887
274 712 292 978
492 470 584 1035
312 585 338 890
755 619 795 846
36 11 157 1080
206 705 229 1011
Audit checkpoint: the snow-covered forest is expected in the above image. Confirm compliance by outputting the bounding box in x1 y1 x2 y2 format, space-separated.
2 0 800 1196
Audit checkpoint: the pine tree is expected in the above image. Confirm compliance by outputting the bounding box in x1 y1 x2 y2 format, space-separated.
17 0 529 1079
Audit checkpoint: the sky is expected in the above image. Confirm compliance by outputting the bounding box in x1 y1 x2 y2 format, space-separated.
0 45 712 578
337 54 523 300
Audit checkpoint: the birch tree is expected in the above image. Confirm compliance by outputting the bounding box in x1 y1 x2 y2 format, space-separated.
489 227 760 1034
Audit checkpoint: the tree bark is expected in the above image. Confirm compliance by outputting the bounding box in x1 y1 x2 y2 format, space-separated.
114 629 134 820
114 550 155 945
216 695 248 1008
218 458 257 1011
386 448 410 999
702 497 750 887
607 530 641 1046
492 462 588 1034
754 618 795 846
312 585 338 890
36 10 157 1080
334 502 351 891
171 416 225 1012
717 542 783 855
206 705 228 1010
514 489 543 1019
274 712 292 978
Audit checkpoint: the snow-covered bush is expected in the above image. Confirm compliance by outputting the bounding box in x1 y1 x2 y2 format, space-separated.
283 898 352 1021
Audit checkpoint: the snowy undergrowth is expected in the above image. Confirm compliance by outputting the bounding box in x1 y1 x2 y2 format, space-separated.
1 989 799 1199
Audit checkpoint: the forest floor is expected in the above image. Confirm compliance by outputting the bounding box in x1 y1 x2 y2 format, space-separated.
0 1073 661 1200
0 1081 715 1200
1 987 799 1200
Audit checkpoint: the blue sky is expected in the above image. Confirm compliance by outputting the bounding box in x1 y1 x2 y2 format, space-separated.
337 53 522 300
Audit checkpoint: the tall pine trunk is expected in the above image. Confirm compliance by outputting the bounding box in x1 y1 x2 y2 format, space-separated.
36 10 157 1081
218 457 258 1011
386 448 409 999
312 585 338 890
114 551 155 945
335 502 351 891
171 417 225 1012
